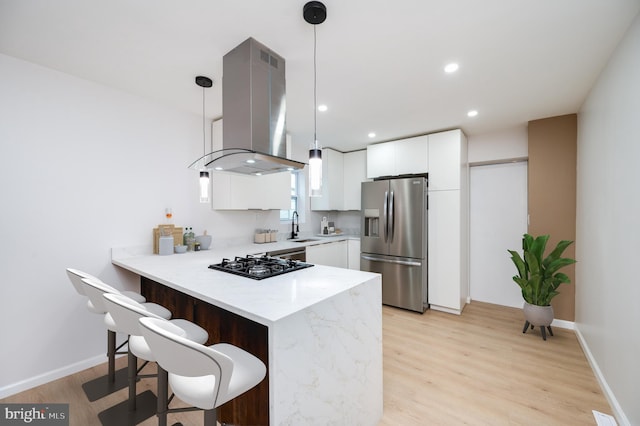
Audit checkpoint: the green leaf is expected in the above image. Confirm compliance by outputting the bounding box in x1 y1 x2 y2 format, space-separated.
508 250 527 279
530 235 549 264
553 272 571 284
543 240 574 268
524 250 541 276
545 258 577 277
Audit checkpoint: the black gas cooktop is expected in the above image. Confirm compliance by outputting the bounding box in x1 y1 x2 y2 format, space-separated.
208 255 314 280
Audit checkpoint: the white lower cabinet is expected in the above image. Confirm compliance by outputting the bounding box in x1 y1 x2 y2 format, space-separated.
306 241 348 269
347 239 361 270
428 190 468 314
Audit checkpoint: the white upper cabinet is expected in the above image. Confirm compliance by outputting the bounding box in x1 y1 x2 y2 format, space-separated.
366 135 428 178
210 119 290 210
212 172 290 210
311 149 367 211
428 129 466 191
394 136 429 175
366 142 396 178
311 148 344 211
343 150 367 211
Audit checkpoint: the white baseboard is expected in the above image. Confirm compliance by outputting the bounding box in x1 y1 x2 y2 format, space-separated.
575 326 629 426
0 355 106 400
551 318 575 330
430 304 462 315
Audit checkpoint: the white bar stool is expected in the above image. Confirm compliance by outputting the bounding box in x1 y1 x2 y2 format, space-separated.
139 317 267 426
79 276 172 410
102 293 208 426
66 268 148 401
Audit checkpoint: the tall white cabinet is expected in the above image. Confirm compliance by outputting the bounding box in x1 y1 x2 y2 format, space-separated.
427 130 469 314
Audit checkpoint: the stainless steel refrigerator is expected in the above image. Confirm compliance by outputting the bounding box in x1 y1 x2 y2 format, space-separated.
360 177 428 312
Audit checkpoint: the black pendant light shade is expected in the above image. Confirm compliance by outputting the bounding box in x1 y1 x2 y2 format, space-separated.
195 76 213 88
303 1 327 25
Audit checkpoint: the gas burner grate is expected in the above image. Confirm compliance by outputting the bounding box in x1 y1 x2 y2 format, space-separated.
208 255 313 280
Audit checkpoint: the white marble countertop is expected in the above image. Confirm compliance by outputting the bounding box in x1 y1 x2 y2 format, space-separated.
111 236 377 327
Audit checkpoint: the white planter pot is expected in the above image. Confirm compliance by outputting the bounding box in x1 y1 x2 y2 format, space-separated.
523 302 554 327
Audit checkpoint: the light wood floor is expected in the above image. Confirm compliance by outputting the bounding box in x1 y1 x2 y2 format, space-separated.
1 302 612 425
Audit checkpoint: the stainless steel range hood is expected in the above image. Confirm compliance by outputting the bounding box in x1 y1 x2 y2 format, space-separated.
189 38 305 175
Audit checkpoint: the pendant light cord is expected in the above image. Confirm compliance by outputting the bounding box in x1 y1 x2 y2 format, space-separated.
313 24 317 149
202 85 206 156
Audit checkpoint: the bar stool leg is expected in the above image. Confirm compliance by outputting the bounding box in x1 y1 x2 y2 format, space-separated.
203 408 217 426
157 366 168 426
128 349 137 411
108 330 116 382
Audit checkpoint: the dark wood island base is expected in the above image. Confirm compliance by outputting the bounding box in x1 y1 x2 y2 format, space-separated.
141 277 270 425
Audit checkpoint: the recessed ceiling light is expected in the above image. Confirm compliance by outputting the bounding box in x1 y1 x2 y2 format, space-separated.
467 110 478 117
368 132 376 138
255 172 262 176
318 104 328 112
214 166 223 171
444 63 459 73
246 159 256 164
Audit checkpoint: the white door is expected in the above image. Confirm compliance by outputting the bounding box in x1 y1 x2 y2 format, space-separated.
469 161 528 308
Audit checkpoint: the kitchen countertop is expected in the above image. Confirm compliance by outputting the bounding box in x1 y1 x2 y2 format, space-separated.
111 234 382 425
111 234 371 326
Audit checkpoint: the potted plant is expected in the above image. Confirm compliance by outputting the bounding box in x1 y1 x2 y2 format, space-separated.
508 234 576 340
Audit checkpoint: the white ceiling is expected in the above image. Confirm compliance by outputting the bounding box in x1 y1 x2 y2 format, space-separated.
1 0 639 152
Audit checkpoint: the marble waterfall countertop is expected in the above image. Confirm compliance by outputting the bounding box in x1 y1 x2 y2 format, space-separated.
112 236 383 425
111 235 373 326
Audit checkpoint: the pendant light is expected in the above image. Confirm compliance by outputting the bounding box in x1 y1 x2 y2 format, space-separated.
195 76 213 203
304 1 327 198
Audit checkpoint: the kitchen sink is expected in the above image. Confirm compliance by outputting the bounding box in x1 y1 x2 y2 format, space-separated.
291 239 319 243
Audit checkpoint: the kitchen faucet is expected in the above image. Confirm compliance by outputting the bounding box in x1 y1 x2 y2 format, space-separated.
290 211 299 239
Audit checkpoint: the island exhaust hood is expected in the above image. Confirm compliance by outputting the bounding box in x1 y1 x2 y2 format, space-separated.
189 38 305 175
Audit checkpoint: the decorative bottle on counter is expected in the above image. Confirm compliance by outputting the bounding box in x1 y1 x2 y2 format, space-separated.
185 227 196 252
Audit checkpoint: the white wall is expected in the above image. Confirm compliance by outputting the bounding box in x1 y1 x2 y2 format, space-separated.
468 126 528 164
0 53 287 397
575 13 640 426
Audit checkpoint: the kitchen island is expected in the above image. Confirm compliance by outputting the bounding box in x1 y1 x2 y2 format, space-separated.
112 245 382 425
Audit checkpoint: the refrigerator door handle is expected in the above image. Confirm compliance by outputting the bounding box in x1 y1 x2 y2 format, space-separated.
389 190 395 242
361 255 422 267
383 190 389 243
